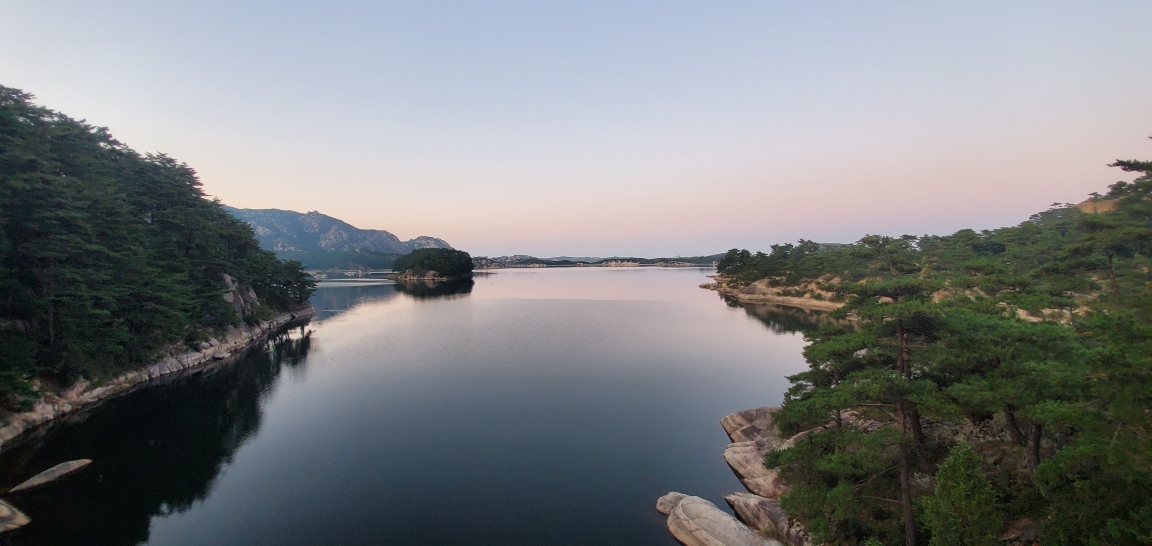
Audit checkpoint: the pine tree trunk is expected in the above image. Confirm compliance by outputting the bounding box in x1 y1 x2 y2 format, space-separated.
901 330 911 379
1108 253 1121 302
898 414 917 546
1004 405 1027 446
908 402 925 448
1006 405 1043 474
897 322 925 447
896 319 907 376
1027 423 1043 472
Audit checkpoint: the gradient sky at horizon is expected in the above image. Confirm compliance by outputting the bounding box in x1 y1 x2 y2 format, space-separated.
3 1 1151 257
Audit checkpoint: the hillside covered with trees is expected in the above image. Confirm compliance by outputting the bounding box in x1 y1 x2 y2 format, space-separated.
0 86 316 409
717 143 1152 545
224 206 451 270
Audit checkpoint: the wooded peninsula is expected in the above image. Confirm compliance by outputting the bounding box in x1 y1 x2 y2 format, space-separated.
709 147 1152 545
0 86 316 409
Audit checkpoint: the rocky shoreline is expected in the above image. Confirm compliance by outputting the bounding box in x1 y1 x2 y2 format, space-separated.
700 275 842 312
392 269 473 282
0 304 315 453
656 407 811 546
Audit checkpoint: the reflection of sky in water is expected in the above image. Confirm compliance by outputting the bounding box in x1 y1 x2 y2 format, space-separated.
309 281 399 322
2 268 837 546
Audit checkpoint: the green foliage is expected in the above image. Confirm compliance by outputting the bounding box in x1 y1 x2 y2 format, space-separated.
392 248 474 277
0 85 315 401
717 241 828 284
767 424 908 544
922 445 1001 546
740 137 1152 545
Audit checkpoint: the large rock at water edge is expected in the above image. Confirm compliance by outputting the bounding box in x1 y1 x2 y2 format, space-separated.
0 499 30 532
720 407 794 499
660 493 784 546
8 459 93 493
721 407 781 443
657 492 689 515
725 492 810 546
723 442 789 499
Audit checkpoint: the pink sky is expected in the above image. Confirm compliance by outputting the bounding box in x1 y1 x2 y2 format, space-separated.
3 1 1150 256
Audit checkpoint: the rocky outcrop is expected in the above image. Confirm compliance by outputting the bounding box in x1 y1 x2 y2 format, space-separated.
1075 197 1118 214
398 270 446 281
657 492 690 515
724 493 807 546
0 499 30 532
720 408 895 546
721 406 781 443
0 304 314 453
658 406 820 546
724 443 789 499
701 276 842 312
221 273 261 319
658 406 815 546
721 407 792 499
657 493 784 546
7 459 92 493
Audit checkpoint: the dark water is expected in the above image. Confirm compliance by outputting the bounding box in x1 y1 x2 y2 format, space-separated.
0 268 823 546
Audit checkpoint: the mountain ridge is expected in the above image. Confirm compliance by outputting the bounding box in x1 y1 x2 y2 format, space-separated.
224 207 452 255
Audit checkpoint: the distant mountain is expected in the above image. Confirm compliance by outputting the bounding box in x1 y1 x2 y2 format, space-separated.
544 256 603 262
473 254 724 269
224 207 452 254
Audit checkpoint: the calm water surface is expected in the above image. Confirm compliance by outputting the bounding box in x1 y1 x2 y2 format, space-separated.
0 268 829 545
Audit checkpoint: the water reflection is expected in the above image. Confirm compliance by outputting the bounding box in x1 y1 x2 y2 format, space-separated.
720 294 853 334
394 277 474 300
310 281 399 321
0 269 820 546
0 330 312 546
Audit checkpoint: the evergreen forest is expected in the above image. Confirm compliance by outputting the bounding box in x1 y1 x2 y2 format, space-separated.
718 142 1152 545
0 86 315 409
392 248 474 278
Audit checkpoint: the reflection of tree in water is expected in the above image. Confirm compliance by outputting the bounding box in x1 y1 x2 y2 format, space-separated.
394 277 474 300
720 294 853 335
310 282 399 321
0 327 312 546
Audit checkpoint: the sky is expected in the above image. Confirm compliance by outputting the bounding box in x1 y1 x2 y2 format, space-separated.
3 1 1151 257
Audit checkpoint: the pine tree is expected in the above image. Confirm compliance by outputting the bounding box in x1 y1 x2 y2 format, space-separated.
922 445 1001 546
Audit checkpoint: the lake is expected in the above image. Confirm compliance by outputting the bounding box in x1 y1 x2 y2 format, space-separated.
0 267 825 545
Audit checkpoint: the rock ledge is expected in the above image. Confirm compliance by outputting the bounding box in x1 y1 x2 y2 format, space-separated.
0 304 314 452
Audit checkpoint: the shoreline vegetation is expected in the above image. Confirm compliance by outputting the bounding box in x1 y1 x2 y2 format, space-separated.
0 87 317 454
0 305 313 454
661 141 1152 545
388 248 475 282
701 275 843 313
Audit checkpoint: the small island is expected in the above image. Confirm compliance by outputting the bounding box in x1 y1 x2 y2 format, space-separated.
390 248 475 281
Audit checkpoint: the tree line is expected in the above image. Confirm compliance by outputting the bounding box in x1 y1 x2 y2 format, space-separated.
0 86 315 407
721 144 1151 545
392 248 474 278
